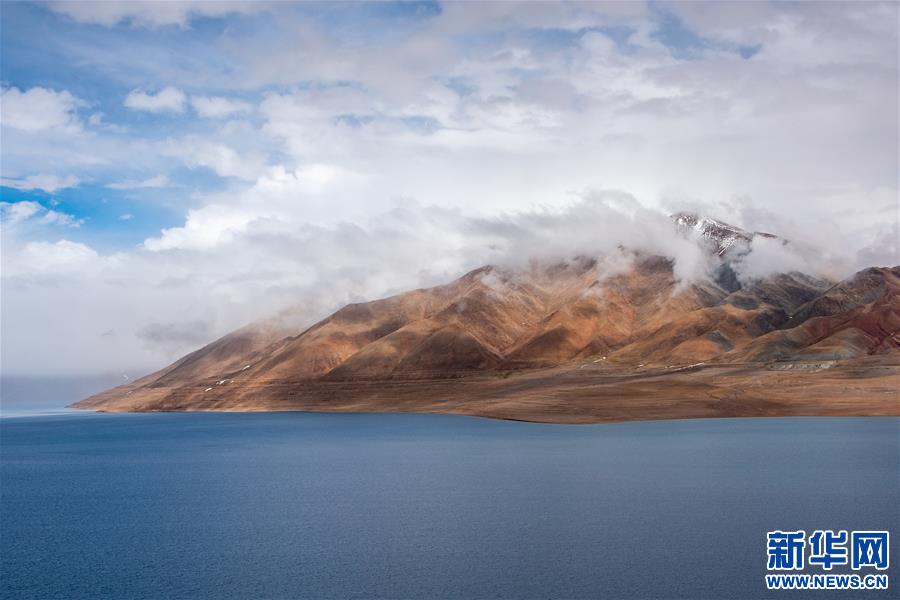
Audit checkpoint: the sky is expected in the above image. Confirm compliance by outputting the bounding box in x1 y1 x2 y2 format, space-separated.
1 0 898 376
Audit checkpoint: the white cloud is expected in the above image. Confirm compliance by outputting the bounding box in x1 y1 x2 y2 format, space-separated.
2 1 898 376
732 237 815 283
143 203 255 252
1 201 43 225
1 174 81 193
2 184 895 376
1 201 83 229
107 175 169 190
162 137 265 180
18 240 98 270
191 96 253 118
119 214 134 221
47 1 266 28
38 209 84 228
124 87 187 113
0 86 82 132
1 191 861 375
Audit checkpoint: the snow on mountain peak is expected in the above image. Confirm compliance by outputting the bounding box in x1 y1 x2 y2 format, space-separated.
671 212 776 256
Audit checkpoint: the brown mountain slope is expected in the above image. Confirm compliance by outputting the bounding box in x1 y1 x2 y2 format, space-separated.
72 260 899 418
723 267 900 362
71 217 900 422
139 318 296 387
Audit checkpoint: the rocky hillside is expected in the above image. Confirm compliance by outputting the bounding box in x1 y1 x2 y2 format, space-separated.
72 214 900 419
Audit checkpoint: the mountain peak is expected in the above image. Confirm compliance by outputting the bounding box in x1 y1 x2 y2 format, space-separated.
71 258 899 422
672 212 777 256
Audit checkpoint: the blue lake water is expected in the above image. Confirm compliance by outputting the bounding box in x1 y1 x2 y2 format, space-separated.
1 413 897 599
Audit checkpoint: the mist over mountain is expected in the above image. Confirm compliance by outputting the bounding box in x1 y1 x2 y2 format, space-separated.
3 2 897 379
73 212 899 419
6 194 895 379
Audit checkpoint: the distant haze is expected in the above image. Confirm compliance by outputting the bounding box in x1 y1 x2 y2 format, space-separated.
1 1 897 376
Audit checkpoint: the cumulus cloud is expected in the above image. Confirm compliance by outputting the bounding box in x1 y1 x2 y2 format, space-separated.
1 1 897 376
0 86 82 132
141 164 359 252
142 202 256 251
124 87 187 113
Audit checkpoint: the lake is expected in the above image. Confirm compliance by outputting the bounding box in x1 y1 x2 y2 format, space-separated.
1 413 897 599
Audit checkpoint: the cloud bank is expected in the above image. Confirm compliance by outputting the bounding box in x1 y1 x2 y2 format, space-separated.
1 1 897 375
3 192 894 376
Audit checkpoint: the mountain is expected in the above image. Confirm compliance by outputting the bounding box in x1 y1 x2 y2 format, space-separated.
723 267 900 362
672 211 778 256
72 214 900 423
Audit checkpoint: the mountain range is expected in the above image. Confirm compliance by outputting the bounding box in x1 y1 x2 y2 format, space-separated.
73 214 900 423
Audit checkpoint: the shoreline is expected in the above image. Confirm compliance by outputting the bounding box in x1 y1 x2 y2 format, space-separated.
69 357 900 425
15 409 900 427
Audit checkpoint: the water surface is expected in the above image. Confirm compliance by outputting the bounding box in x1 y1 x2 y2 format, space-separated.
1 413 897 599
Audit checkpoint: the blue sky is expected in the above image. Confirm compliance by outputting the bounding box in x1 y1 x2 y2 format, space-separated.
0 0 770 251
1 1 897 375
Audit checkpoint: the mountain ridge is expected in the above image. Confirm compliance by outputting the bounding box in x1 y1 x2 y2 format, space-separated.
71 214 900 422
